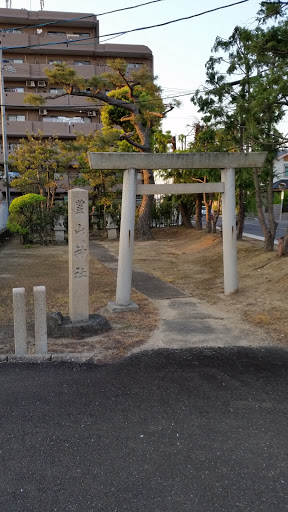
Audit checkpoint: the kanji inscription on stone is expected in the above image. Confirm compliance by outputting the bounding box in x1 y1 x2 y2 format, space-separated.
68 188 89 322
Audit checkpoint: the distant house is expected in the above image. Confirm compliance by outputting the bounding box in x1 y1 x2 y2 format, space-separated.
274 151 288 183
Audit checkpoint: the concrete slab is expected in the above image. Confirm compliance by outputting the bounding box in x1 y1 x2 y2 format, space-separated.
90 241 188 300
130 297 272 353
108 301 139 312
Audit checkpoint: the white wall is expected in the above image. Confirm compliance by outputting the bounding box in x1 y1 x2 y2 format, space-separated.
274 154 288 181
0 202 9 231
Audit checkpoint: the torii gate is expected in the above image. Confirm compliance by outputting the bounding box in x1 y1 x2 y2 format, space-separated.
88 152 267 311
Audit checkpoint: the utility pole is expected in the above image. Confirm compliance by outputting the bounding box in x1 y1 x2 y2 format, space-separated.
0 41 10 207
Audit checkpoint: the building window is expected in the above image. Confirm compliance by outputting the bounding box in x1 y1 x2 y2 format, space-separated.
8 143 20 150
7 115 26 121
49 88 64 94
48 60 64 65
127 63 142 70
72 33 90 37
73 61 90 66
47 31 66 36
5 87 24 93
8 29 22 34
284 165 288 177
4 58 24 64
43 116 91 123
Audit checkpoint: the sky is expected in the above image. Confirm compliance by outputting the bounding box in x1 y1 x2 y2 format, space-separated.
3 0 265 144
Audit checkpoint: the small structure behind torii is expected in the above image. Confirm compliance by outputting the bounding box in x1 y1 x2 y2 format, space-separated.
88 152 267 311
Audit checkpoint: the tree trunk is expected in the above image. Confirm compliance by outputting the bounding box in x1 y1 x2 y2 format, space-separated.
204 195 212 233
284 227 288 254
212 194 221 233
179 201 193 228
253 168 277 252
277 233 288 257
135 169 154 240
237 188 245 240
195 193 202 230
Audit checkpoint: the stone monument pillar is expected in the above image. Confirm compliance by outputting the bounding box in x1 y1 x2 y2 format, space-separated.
106 213 118 240
68 188 89 322
54 215 65 243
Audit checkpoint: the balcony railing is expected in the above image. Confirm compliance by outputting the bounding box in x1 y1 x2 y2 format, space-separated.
0 120 101 138
4 91 101 109
1 33 97 55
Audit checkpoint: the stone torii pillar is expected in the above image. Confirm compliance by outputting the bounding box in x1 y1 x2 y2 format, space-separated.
221 168 237 294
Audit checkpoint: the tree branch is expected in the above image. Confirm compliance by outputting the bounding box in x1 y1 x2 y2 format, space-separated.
119 133 149 151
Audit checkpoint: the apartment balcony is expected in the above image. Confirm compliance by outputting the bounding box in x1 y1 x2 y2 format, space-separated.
1 32 98 56
0 120 101 139
4 92 101 110
1 33 30 51
3 63 31 79
3 63 107 82
0 8 97 28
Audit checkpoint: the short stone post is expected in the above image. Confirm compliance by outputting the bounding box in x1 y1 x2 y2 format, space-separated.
221 168 238 295
34 286 48 354
13 287 27 355
68 188 89 322
109 168 138 311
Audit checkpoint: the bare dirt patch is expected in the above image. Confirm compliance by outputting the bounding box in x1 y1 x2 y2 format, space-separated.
1 227 287 359
104 227 288 345
0 238 158 359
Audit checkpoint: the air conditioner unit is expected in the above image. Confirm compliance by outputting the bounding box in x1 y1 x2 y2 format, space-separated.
67 34 79 38
37 81 47 87
26 80 35 87
39 108 47 115
88 111 97 117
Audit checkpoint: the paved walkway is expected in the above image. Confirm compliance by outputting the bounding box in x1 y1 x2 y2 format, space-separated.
90 241 272 351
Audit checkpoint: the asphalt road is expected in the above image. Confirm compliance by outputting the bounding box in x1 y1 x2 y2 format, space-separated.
0 347 287 511
216 217 288 239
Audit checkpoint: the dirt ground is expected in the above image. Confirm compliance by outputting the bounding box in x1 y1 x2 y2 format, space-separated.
1 227 288 358
104 227 288 346
0 237 158 359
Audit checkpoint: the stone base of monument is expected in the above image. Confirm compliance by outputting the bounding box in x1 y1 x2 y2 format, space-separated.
47 312 111 339
107 301 139 313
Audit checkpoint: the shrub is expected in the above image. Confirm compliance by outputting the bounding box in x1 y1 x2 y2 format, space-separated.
8 193 53 245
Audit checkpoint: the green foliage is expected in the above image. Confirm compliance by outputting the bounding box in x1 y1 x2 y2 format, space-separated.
25 59 178 154
45 62 85 90
7 194 66 245
273 190 288 204
24 93 46 106
24 58 179 237
69 132 123 226
9 133 72 208
151 195 178 226
8 194 45 242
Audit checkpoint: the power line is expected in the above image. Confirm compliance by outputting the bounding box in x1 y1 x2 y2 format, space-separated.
1 1 165 34
0 0 250 51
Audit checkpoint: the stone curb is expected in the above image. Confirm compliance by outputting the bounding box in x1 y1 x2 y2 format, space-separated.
1 353 97 364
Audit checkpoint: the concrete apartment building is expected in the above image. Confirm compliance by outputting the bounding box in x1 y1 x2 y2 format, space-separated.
0 7 153 196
